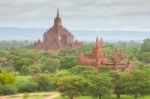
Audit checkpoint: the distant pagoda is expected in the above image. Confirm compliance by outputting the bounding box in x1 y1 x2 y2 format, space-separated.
77 37 131 72
33 9 80 51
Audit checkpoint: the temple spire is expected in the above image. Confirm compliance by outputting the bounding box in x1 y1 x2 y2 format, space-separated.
96 36 99 45
96 36 99 42
57 9 59 17
54 9 62 26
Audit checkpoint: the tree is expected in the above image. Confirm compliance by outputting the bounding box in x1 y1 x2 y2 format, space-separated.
98 65 112 73
58 48 78 57
60 56 76 70
88 73 112 99
58 48 78 70
32 74 54 91
55 70 72 79
13 57 32 75
79 43 92 56
0 58 13 71
110 71 125 99
123 71 150 99
138 39 150 63
41 58 60 73
71 65 97 77
55 75 89 99
141 39 150 52
138 52 150 64
131 58 144 70
30 64 41 74
143 64 150 74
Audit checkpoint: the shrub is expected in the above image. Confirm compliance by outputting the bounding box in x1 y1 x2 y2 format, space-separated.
32 74 54 91
22 93 30 99
0 84 17 95
0 71 16 85
18 81 38 92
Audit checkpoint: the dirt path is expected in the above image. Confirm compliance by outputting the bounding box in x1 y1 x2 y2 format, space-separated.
0 97 6 99
45 92 61 99
1 92 61 99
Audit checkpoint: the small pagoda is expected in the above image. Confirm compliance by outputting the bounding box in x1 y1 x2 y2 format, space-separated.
77 37 131 72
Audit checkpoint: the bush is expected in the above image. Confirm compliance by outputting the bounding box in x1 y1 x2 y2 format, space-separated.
18 81 38 92
23 93 30 99
0 71 16 85
0 84 17 95
32 74 54 91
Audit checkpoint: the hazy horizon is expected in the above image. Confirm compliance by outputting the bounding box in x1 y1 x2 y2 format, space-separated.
0 27 149 42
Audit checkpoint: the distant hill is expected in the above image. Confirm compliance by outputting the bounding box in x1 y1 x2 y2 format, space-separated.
0 27 44 41
0 27 150 42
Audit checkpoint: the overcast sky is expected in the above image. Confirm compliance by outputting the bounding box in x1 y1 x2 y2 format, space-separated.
0 0 150 31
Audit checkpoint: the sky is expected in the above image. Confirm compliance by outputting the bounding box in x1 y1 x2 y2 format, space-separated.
0 0 150 31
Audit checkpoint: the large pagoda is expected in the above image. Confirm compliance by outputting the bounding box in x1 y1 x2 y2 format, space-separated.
33 9 80 51
77 37 131 72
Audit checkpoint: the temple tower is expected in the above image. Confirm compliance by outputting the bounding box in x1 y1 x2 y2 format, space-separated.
33 9 80 51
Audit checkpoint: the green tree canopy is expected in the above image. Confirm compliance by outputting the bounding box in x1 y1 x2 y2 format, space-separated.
71 65 97 77
55 75 89 99
60 56 76 70
41 58 60 73
138 39 150 64
32 73 54 91
123 70 150 99
110 71 126 99
88 73 112 99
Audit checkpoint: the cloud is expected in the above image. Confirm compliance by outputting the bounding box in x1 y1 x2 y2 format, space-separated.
0 0 150 31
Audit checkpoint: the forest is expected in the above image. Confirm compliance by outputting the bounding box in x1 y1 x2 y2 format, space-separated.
0 39 150 99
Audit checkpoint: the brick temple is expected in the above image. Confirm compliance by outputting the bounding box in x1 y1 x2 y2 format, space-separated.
33 9 80 51
77 37 131 72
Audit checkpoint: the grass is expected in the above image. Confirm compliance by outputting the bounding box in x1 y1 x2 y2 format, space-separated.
6 95 45 99
16 75 31 81
15 75 31 86
55 95 150 99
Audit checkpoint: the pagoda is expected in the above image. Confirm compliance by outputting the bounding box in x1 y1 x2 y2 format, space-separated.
77 37 131 72
33 9 80 51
